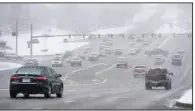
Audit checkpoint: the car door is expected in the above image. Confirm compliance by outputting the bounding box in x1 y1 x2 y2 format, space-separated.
46 67 57 93
51 69 61 92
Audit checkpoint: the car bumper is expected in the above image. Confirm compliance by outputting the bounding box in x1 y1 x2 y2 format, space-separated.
10 83 49 94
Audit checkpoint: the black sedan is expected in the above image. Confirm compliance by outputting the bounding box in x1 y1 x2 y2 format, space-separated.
9 66 63 98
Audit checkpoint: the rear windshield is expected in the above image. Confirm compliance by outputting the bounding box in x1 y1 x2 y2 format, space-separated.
16 67 44 75
135 66 146 68
174 55 181 58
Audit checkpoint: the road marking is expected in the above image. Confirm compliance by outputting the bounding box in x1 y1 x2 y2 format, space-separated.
64 63 108 79
64 100 74 103
32 108 43 110
158 36 174 48
90 95 100 98
67 90 76 92
95 64 116 76
0 88 8 91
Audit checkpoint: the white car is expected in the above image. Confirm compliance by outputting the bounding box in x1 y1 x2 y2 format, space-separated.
155 56 165 65
104 48 112 55
70 57 82 66
129 49 138 55
116 57 128 68
88 53 99 61
99 50 107 57
132 65 148 77
24 58 38 66
54 53 64 59
52 57 64 67
129 42 136 46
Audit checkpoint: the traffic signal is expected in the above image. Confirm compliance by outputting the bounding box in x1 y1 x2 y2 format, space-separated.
110 34 113 39
12 32 18 36
98 34 100 39
83 34 85 39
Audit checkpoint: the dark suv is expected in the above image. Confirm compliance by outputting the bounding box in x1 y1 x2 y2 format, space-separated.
9 66 63 98
145 68 173 90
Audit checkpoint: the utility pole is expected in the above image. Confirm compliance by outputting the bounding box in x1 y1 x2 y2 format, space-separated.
16 21 18 54
30 24 33 57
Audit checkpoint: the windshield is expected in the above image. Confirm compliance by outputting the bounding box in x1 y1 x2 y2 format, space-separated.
1 3 192 110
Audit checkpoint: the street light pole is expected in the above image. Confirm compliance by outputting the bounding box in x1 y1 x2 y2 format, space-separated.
16 21 18 54
30 24 33 57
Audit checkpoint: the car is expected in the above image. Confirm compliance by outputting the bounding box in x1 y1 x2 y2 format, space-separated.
9 66 63 98
177 50 185 55
5 53 23 60
128 35 135 40
116 57 128 68
52 57 64 67
85 45 92 51
100 41 112 46
64 51 72 58
24 58 38 66
88 53 99 61
54 53 64 60
145 48 169 57
129 49 138 55
142 42 149 46
115 49 123 55
133 65 148 77
70 57 82 66
129 42 136 46
145 68 173 90
78 53 86 59
155 56 165 65
99 50 107 57
172 54 183 65
136 38 144 43
104 48 112 55
99 45 110 50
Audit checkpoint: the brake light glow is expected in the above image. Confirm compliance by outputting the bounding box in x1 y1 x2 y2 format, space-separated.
10 75 19 80
35 76 46 80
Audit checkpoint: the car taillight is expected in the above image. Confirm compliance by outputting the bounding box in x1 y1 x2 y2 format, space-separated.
35 76 46 80
10 75 19 80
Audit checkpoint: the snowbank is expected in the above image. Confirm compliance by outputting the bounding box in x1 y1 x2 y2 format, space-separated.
176 89 192 105
0 62 22 71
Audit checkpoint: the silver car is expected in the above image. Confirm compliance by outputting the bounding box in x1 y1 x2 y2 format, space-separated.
52 57 64 67
70 57 82 66
24 58 38 66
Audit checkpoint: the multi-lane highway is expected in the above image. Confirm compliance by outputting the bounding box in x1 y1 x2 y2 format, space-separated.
0 33 192 110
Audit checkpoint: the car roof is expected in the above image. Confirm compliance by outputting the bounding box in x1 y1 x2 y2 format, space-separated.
19 65 47 69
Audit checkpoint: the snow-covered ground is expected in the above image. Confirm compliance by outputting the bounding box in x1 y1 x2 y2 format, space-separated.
176 89 192 105
0 62 22 71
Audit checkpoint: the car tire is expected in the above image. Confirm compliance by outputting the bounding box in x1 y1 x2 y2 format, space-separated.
145 83 152 90
10 90 17 98
23 93 29 98
44 85 51 98
56 85 63 98
165 83 171 90
116 64 119 68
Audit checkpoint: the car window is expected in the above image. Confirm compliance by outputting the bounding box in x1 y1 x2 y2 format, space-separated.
51 69 58 76
46 68 54 77
16 67 44 75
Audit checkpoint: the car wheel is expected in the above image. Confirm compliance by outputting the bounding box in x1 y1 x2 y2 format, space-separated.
56 85 63 98
44 85 51 98
10 90 17 98
23 93 29 98
165 83 171 90
116 64 119 68
145 83 152 90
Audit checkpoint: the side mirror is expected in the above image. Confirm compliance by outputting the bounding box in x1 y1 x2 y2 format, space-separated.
55 74 62 78
169 73 173 76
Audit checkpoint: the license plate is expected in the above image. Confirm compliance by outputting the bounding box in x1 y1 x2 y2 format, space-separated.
22 78 30 82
